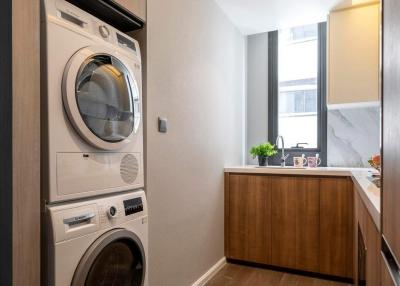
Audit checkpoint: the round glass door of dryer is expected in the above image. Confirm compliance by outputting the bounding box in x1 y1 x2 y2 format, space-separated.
76 55 135 143
72 229 146 286
62 47 141 150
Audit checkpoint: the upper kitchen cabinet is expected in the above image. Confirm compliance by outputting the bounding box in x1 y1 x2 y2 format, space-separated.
327 2 380 106
114 0 146 21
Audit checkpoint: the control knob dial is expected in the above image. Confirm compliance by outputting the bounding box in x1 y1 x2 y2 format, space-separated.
107 206 117 218
99 25 110 38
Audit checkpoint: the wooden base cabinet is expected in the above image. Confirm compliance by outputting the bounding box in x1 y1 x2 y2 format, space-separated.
270 177 297 269
225 174 271 264
319 178 354 279
295 177 320 272
225 173 354 279
354 188 381 286
271 177 320 272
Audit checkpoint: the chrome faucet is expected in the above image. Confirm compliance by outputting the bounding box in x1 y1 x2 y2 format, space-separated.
276 135 290 167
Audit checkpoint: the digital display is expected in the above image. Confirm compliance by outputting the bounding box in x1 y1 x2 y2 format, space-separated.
117 33 136 51
123 197 143 216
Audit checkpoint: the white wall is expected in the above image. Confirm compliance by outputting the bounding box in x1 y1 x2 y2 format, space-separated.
246 33 269 164
146 0 245 285
214 0 340 35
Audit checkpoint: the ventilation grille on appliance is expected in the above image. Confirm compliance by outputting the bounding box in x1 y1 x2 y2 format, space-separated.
120 154 139 184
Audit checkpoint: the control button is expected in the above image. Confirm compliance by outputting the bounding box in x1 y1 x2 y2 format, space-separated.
99 25 110 38
108 206 117 218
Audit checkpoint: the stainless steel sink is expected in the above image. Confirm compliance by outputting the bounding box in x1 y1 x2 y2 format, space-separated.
255 165 307 170
367 176 381 188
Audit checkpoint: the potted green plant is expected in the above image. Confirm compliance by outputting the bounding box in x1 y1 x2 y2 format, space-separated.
250 142 278 166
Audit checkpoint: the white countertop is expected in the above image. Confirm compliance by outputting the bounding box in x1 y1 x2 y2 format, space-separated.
225 165 381 230
224 165 368 176
351 169 381 230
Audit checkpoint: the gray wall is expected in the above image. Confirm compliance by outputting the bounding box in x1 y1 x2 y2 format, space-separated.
246 32 269 164
147 0 245 285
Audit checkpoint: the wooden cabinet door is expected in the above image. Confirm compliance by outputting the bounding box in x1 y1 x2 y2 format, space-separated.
271 176 297 268
355 190 381 286
271 176 320 272
226 174 271 264
354 189 365 285
382 0 400 267
366 213 381 286
320 178 354 278
295 177 320 272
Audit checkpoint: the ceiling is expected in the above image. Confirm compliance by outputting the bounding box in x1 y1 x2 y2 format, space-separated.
214 0 350 35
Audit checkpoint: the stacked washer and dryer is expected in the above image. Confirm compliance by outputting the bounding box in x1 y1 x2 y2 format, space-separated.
41 0 147 285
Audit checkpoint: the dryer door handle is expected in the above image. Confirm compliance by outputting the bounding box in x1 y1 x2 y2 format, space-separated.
63 213 96 225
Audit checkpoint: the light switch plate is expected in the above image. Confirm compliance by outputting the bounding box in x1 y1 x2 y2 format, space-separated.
158 117 167 133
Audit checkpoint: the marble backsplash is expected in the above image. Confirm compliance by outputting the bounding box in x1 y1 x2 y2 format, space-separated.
327 105 380 167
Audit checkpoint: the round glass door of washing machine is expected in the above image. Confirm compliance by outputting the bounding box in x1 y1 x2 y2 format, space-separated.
72 229 146 286
62 46 141 150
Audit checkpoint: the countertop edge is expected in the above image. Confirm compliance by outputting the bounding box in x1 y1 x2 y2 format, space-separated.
351 174 381 231
224 167 353 177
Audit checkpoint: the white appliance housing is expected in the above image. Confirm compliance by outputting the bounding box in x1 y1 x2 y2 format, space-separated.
42 0 144 203
45 190 148 286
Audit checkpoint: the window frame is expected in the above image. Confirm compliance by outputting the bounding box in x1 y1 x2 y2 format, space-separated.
0 0 13 284
268 22 327 166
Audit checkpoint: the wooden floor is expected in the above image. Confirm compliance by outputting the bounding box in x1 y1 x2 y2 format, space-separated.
205 264 352 286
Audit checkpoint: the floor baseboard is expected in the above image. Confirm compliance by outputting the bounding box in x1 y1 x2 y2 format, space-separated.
192 257 226 286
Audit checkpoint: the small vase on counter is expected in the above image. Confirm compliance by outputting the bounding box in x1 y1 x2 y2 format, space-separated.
258 155 268 166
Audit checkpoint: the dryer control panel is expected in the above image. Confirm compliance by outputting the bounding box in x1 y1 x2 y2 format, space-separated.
47 0 141 58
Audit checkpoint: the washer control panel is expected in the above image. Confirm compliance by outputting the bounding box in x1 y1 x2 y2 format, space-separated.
123 197 143 216
99 202 124 226
97 194 145 228
49 190 147 241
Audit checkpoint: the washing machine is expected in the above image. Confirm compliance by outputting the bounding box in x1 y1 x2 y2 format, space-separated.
45 190 148 286
42 0 144 203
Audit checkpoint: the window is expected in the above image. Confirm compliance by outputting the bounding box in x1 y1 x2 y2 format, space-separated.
268 23 327 165
279 24 318 149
